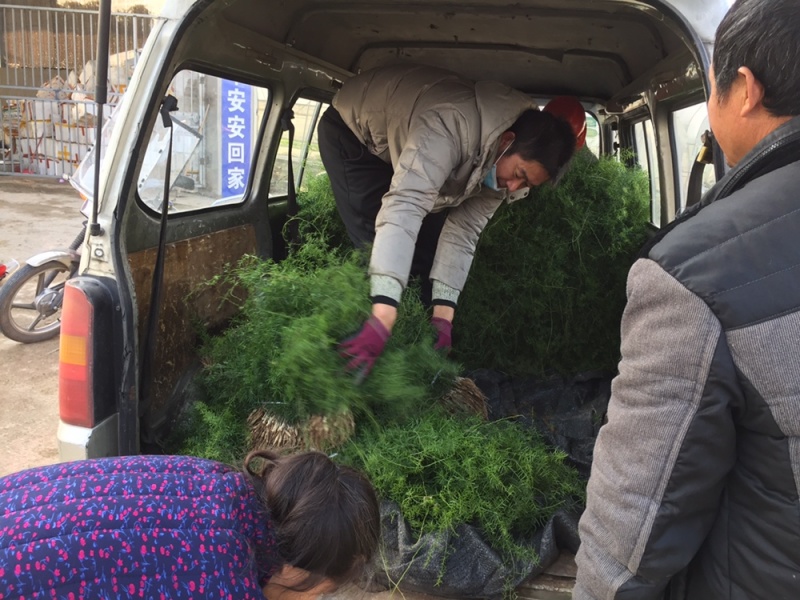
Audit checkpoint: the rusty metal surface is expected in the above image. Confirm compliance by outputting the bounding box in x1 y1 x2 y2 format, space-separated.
128 223 257 416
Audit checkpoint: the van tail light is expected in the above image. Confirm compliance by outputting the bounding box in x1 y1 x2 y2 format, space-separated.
59 283 95 428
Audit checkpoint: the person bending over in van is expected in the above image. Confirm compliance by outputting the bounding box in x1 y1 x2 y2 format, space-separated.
575 0 800 597
0 450 380 599
318 63 585 380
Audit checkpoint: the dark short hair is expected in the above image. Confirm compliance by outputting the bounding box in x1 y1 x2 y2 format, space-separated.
245 449 380 591
506 109 577 180
714 0 800 116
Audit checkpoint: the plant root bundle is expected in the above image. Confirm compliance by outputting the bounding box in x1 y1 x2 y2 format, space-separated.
248 406 356 452
440 377 489 420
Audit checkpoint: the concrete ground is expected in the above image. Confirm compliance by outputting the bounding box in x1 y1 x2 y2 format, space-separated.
0 175 78 477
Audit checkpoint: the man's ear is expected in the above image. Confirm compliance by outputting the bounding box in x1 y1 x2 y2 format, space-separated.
738 66 766 117
499 130 515 150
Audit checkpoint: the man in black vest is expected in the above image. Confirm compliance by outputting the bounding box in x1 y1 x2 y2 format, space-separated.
575 0 800 597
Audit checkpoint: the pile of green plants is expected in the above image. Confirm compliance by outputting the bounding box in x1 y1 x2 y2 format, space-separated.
169 238 460 464
170 155 648 591
456 150 651 376
339 410 585 577
290 172 352 253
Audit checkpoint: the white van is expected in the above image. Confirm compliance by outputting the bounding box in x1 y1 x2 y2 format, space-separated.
54 0 732 595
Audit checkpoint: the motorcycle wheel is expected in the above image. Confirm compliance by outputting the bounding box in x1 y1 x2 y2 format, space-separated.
0 261 74 343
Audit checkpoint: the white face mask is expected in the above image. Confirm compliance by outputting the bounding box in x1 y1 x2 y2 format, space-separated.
483 142 511 191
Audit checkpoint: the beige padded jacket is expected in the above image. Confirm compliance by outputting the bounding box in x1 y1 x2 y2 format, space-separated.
332 63 537 301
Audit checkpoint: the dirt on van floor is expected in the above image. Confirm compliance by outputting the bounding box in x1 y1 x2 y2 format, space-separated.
0 175 79 477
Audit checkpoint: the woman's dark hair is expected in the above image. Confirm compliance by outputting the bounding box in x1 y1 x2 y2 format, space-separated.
506 109 577 180
714 0 800 116
245 449 380 591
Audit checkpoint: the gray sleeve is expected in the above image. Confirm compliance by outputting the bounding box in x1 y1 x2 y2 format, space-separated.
428 193 504 292
574 258 736 599
431 279 461 305
370 274 404 303
369 111 464 289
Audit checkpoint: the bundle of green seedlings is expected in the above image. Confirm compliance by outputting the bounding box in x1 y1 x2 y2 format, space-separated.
290 172 353 254
339 409 585 585
169 170 587 592
170 235 460 464
456 150 651 376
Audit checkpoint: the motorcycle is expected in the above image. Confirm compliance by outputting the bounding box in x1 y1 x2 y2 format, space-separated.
0 112 102 344
0 210 86 343
0 102 203 343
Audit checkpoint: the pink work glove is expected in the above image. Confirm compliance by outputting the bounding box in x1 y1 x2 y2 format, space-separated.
338 316 391 383
431 317 453 353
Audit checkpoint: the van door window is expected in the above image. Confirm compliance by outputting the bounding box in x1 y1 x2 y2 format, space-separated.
137 70 270 213
584 112 600 157
538 104 600 158
672 103 716 212
632 119 662 227
270 97 328 197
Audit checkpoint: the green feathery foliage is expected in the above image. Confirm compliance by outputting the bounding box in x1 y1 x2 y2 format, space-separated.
340 410 585 579
168 155 592 589
456 150 651 376
172 400 247 465
288 172 353 253
169 237 461 461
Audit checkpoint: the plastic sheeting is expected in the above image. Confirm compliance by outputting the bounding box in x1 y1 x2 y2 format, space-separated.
472 369 613 477
363 370 613 598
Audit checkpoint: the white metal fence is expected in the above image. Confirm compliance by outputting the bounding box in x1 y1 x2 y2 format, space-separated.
0 4 155 177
